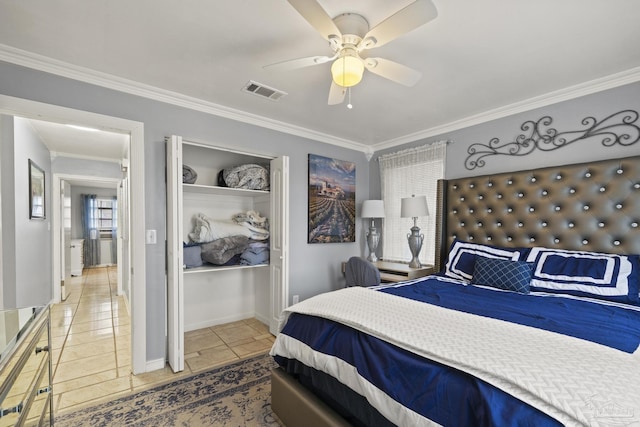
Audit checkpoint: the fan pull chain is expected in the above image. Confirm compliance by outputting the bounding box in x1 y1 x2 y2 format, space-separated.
347 87 353 109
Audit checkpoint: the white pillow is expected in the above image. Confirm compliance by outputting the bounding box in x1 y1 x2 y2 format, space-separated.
526 247 640 304
444 239 526 282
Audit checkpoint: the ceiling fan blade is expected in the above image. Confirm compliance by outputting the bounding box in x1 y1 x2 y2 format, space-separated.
264 55 333 71
287 0 342 41
364 58 422 87
361 0 437 49
328 81 346 105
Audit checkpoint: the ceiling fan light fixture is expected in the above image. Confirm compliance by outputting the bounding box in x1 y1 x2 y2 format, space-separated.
331 54 364 87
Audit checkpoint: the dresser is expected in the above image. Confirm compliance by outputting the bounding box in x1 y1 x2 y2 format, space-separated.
70 239 84 276
0 306 52 426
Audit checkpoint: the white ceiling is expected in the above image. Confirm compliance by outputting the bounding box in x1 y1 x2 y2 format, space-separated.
2 1 640 153
27 118 129 162
25 118 127 188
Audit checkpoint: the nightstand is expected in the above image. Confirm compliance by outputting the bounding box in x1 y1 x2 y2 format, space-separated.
375 261 435 282
342 260 435 283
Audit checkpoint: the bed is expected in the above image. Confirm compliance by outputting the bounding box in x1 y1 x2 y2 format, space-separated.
270 155 640 426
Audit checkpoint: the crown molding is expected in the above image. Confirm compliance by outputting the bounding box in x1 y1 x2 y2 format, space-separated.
2 44 639 156
0 44 369 153
372 66 640 153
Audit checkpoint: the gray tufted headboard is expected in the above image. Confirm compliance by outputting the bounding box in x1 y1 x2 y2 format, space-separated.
434 156 640 271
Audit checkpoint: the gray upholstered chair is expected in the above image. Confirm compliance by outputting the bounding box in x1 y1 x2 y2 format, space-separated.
345 256 381 287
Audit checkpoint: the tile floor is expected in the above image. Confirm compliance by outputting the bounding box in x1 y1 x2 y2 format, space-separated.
51 266 275 416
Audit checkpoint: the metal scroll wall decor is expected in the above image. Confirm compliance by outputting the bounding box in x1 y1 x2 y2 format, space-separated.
464 109 640 170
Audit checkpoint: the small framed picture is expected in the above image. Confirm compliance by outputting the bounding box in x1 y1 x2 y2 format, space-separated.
29 159 45 219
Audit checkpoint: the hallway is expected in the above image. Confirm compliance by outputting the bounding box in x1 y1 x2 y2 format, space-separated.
50 266 274 416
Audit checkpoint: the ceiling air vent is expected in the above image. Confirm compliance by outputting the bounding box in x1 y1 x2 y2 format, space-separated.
242 80 287 101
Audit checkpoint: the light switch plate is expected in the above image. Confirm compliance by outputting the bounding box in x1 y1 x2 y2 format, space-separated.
146 229 157 244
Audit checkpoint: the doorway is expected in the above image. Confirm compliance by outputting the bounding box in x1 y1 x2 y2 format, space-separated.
53 175 125 304
0 94 147 374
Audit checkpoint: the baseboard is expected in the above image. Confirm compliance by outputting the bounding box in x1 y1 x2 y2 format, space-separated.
146 358 166 373
185 311 256 332
254 312 269 326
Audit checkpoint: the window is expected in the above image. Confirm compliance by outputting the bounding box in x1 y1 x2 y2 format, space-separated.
96 198 117 238
379 141 446 266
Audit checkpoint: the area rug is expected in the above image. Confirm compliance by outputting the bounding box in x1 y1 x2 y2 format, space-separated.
55 353 281 426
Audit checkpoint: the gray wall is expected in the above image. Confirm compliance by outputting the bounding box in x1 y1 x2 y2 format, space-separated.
52 156 123 180
368 81 640 264
1 115 17 308
0 60 370 364
0 117 52 308
370 81 640 198
69 186 117 240
51 156 122 242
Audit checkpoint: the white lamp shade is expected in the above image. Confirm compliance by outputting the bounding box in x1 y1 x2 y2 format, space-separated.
401 195 429 218
331 54 364 87
361 200 385 218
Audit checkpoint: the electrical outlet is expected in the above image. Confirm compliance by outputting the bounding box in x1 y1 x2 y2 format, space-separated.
292 295 299 304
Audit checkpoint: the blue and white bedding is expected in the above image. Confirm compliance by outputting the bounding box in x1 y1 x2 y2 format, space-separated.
380 275 640 353
444 239 640 305
270 277 640 426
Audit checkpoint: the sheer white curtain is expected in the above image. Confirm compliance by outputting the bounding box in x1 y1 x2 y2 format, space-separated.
379 141 446 265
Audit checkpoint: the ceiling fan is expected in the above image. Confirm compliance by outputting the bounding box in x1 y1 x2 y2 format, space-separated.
264 0 438 105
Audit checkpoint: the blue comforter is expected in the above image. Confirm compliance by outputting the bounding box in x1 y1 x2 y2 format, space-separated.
380 275 640 353
274 276 640 426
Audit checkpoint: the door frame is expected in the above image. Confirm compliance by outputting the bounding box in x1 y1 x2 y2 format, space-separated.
0 94 148 374
51 174 122 303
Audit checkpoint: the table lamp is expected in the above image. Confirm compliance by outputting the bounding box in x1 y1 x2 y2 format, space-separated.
361 200 385 262
400 195 429 268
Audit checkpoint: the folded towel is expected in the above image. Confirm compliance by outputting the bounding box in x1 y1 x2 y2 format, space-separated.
183 243 203 268
183 165 197 184
240 248 270 266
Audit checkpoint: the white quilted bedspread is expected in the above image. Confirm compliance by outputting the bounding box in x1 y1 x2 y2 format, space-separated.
274 287 640 426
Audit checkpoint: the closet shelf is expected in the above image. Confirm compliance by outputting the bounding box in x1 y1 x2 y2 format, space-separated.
183 263 269 274
183 183 269 197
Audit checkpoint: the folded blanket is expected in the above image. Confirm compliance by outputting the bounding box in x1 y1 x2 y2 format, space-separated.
232 210 269 230
247 241 269 250
222 164 269 190
183 165 197 184
201 236 249 265
189 213 253 243
239 223 269 240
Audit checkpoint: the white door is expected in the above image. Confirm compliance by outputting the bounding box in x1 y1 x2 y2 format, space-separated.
117 177 129 298
166 135 184 372
269 156 289 335
61 180 71 300
117 181 123 296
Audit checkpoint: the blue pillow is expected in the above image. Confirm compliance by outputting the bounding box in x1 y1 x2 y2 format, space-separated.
471 257 533 294
526 247 640 304
443 239 530 282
